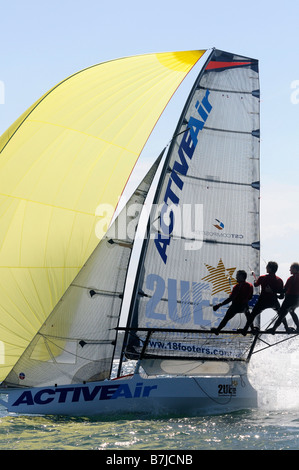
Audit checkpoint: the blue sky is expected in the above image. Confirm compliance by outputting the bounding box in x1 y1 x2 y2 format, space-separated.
1 0 299 282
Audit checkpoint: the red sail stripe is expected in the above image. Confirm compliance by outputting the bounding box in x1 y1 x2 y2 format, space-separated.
206 61 252 70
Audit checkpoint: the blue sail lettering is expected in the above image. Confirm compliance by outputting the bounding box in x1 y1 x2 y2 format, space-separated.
145 273 166 320
196 103 208 121
201 89 212 112
155 89 212 263
168 278 191 324
160 203 174 236
188 116 204 147
164 178 179 205
154 233 170 264
170 144 190 191
170 167 184 191
180 128 196 159
145 274 211 327
192 282 211 326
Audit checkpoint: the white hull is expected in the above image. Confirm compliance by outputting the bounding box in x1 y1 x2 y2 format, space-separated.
0 373 257 417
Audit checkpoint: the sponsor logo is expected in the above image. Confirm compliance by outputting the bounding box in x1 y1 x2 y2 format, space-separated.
214 219 224 230
145 336 234 358
218 383 237 396
154 89 212 264
202 258 237 295
145 259 236 321
144 259 237 325
11 382 158 408
145 273 211 325
204 230 244 239
208 218 244 239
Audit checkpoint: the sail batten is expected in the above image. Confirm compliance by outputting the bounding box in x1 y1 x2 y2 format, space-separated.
166 171 258 186
204 126 258 135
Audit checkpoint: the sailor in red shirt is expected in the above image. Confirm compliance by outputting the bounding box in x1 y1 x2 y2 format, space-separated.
241 261 287 335
268 262 299 334
211 270 253 335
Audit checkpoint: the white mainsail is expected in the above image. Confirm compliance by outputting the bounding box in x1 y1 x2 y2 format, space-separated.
123 49 260 374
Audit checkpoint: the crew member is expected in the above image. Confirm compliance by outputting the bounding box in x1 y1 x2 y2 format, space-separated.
241 261 285 335
268 262 299 334
211 270 253 335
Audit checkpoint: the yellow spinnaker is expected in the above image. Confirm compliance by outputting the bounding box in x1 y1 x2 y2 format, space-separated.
0 50 205 380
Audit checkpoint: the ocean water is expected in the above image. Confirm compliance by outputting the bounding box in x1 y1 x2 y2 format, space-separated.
1 343 299 451
1 408 299 451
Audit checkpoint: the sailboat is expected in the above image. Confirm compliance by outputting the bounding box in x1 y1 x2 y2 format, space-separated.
0 48 264 416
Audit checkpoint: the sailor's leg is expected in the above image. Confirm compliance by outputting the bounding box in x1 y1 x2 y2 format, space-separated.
268 300 292 333
211 306 237 335
269 315 286 333
269 295 299 333
241 300 267 335
242 307 260 334
282 317 290 331
288 308 299 330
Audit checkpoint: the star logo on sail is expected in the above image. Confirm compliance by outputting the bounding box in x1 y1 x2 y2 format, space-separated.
201 258 237 295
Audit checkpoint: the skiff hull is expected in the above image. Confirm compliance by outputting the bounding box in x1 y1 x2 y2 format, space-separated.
0 374 257 417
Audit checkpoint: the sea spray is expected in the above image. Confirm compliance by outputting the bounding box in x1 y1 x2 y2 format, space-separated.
248 336 299 410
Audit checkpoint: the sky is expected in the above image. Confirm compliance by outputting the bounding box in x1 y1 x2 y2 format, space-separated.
1 0 299 283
